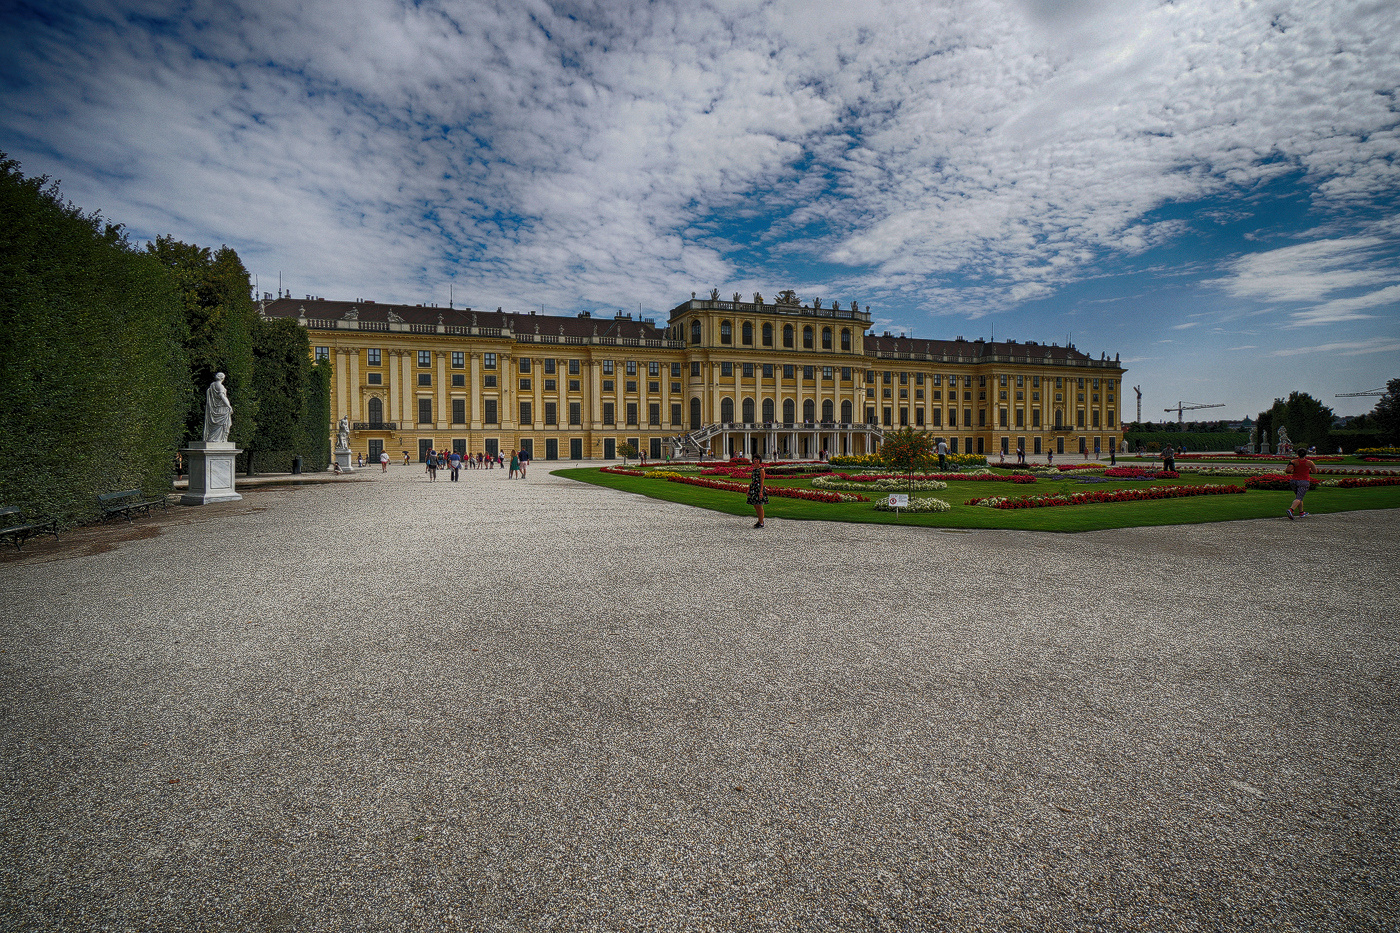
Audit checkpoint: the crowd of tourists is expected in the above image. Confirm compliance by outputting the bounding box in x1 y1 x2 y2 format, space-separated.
420 448 529 482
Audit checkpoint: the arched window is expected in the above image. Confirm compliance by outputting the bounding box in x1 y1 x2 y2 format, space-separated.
763 398 775 422
762 322 774 346
803 326 814 349
690 320 702 345
783 398 795 423
822 399 834 422
783 324 794 348
841 399 852 422
803 399 816 421
720 397 735 423
741 321 753 345
367 397 384 424
822 327 832 350
742 397 755 422
720 320 732 344
841 328 851 351
690 397 702 429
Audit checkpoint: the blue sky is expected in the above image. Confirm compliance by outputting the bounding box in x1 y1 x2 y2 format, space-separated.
2 0 1397 420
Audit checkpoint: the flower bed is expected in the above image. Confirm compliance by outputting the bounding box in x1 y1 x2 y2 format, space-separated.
1055 463 1102 472
1243 475 1318 491
1357 448 1400 458
601 466 648 477
1313 467 1400 476
969 484 1245 509
1328 476 1400 488
813 470 1034 485
668 474 868 503
1102 466 1179 479
874 496 952 513
812 475 949 491
1177 453 1344 462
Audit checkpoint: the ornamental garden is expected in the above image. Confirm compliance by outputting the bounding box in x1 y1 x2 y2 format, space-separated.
563 451 1400 532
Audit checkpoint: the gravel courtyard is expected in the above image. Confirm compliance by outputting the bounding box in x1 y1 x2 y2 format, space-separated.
2 464 1397 932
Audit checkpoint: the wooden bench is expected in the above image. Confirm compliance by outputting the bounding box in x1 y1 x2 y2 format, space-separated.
97 489 167 523
0 506 59 550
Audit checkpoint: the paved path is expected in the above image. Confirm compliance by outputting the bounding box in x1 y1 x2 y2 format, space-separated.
2 465 1397 931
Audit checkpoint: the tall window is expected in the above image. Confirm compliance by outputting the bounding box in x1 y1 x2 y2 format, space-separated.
316 346 329 361
742 321 753 345
625 360 636 375
603 402 615 425
717 397 735 422
804 399 816 421
649 361 659 376
484 353 496 369
762 323 773 346
603 360 614 375
569 359 580 375
690 320 702 344
783 399 795 422
783 324 794 348
569 402 581 425
841 329 851 351
803 326 814 349
763 398 775 421
626 403 638 426
720 321 732 344
418 398 432 424
649 403 660 425
452 351 464 368
545 401 557 425
452 399 465 424
672 402 682 425
520 401 532 425
742 397 755 422
418 350 431 367
841 400 852 422
367 348 381 365
721 361 733 377
822 399 833 421
821 327 832 349
545 358 556 374
368 397 383 424
519 357 531 373
484 399 498 424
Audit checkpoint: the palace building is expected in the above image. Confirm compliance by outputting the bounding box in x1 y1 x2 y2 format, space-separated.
259 290 1125 462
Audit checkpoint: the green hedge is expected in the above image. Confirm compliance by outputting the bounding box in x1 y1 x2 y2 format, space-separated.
1124 431 1249 452
0 157 187 523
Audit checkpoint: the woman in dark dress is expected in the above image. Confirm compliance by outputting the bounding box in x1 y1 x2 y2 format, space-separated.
746 455 768 528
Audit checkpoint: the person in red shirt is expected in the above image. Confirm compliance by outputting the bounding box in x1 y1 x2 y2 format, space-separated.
1286 450 1316 519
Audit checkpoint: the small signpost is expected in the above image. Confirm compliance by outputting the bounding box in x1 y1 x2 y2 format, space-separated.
888 493 908 515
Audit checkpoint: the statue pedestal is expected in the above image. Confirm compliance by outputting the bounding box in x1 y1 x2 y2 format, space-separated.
181 442 243 505
334 449 355 472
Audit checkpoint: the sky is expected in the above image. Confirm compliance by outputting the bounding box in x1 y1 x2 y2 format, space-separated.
2 0 1397 421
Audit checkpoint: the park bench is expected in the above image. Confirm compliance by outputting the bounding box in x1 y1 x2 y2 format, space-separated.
0 506 59 550
97 489 167 523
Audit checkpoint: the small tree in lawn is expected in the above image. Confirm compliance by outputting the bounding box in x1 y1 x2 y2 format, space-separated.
880 427 938 489
617 440 641 465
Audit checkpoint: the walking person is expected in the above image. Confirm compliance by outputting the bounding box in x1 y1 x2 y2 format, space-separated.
403 450 410 466
519 449 528 479
1109 446 1116 466
747 454 768 528
1286 447 1316 519
509 450 520 479
1162 445 1176 472
425 449 438 482
448 450 461 481
936 437 948 472
380 450 389 473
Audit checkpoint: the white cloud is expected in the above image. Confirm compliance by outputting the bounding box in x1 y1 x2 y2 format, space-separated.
1271 337 1400 357
1208 232 1400 326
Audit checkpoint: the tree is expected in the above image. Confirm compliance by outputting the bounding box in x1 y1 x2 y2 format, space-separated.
146 237 260 449
1262 391 1334 451
880 427 937 487
0 155 186 520
617 440 641 464
1370 378 1400 445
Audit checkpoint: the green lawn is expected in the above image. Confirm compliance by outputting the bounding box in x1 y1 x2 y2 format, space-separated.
557 467 1400 532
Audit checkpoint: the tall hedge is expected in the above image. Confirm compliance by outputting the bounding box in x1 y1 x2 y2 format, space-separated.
0 157 187 521
1124 431 1249 452
302 359 332 469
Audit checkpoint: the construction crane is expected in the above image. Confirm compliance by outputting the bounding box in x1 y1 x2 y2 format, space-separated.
1133 385 1142 423
1165 401 1225 423
1335 387 1386 398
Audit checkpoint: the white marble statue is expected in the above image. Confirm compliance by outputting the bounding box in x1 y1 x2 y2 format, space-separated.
1277 426 1292 455
336 416 351 451
202 372 233 443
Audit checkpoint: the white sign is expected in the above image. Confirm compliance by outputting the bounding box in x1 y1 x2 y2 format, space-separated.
888 494 909 509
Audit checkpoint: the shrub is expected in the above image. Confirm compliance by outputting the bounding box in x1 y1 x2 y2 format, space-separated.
874 496 952 513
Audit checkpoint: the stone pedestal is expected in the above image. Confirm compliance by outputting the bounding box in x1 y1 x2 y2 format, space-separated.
181 442 243 505
334 449 355 472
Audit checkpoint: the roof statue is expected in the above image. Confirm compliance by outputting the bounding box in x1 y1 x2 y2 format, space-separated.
777 289 799 305
831 300 840 311
387 310 404 323
733 292 741 304
710 287 719 300
343 306 358 320
851 300 859 313
753 292 763 306
813 297 822 309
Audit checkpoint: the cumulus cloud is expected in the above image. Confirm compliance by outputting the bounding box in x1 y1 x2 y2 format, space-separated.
0 0 1397 320
1209 233 1400 326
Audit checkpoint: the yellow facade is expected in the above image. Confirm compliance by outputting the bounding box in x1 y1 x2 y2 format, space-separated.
263 293 1125 461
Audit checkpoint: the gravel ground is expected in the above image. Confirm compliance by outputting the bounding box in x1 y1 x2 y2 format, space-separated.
1 464 1397 932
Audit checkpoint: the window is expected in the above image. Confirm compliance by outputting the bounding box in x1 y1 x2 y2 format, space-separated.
625 381 636 392
520 401 532 425
418 351 431 367
979 376 987 387
671 382 681 392
842 367 851 381
626 361 637 376
367 349 381 366
670 362 681 377
763 398 775 421
368 373 383 385
418 398 433 424
1016 409 1024 427
649 403 660 425
649 381 659 392
545 358 557 374
783 324 794 348
933 374 941 385
915 389 923 400
1017 375 1024 387
1077 410 1085 428
484 399 498 424
603 360 614 376
783 364 794 379
721 362 733 377
949 409 957 427
965 408 973 426
883 406 892 426
367 397 384 423
1092 410 1100 428
742 321 753 345
648 361 659 376
484 375 497 388
721 398 735 422
568 379 580 391
999 409 1008 428
804 399 816 422
520 379 531 391
691 362 701 377
545 378 556 391
822 399 833 421
979 409 986 427
841 399 852 422
841 329 851 351
690 320 702 344
916 374 924 385
603 402 615 425
545 402 557 425
762 323 774 347
932 409 941 427
316 346 329 362
602 380 614 392
519 358 531 373
883 371 891 384
784 399 796 422
452 399 466 424
743 398 756 422
822 366 833 380
1033 376 1040 387
1033 410 1041 428
966 376 973 387
452 351 465 368
803 326 814 349
451 374 464 387
743 362 754 378
763 363 774 378
569 402 581 425
822 327 832 349
720 321 732 344
900 408 909 427
1108 412 1116 427
866 406 876 424
900 372 908 385
671 402 682 425
418 373 432 386
883 388 892 399
484 353 496 369
569 359 580 375
1000 374 1008 386
803 366 814 380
